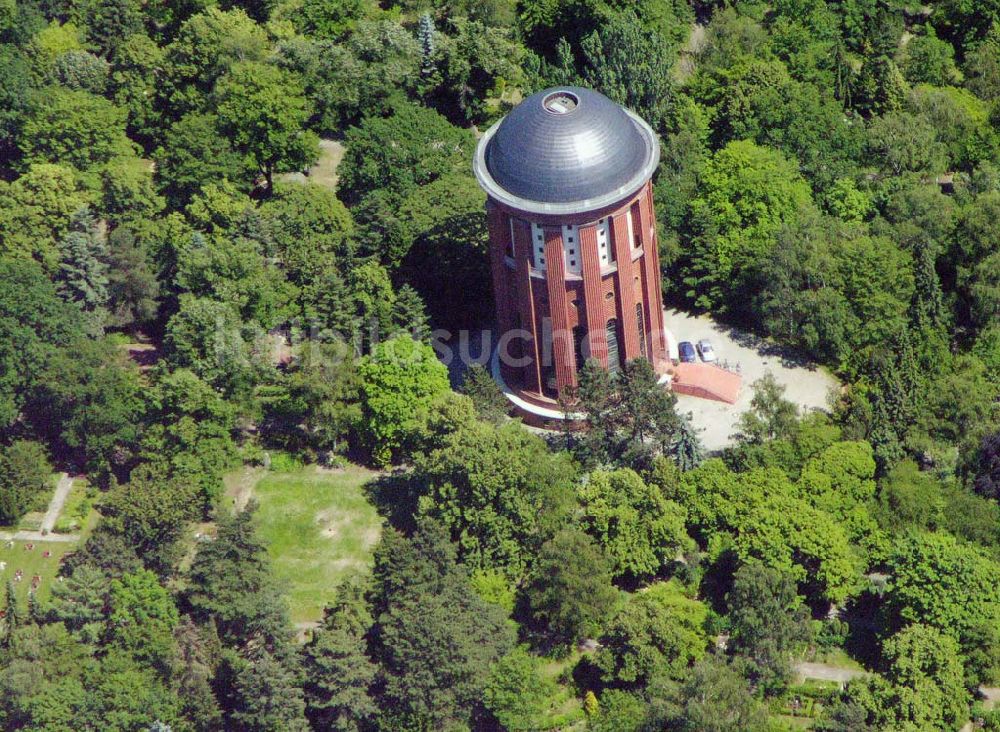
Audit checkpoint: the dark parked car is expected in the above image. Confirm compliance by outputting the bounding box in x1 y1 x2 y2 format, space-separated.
678 341 697 363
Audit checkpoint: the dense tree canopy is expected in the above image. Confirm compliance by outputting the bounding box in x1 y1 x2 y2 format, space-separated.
683 139 813 310
413 419 574 575
579 468 691 581
356 335 450 466
0 0 998 726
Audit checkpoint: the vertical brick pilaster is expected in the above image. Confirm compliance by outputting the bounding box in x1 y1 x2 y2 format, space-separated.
543 227 575 393
637 184 666 362
610 213 641 360
578 224 608 368
512 219 542 394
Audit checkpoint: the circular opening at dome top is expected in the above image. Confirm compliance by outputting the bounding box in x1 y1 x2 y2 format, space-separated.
542 91 579 114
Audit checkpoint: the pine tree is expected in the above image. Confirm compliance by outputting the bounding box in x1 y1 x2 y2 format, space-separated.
911 240 946 332
230 649 310 732
620 358 679 449
302 268 355 344
57 207 109 327
4 579 19 642
370 520 514 729
392 284 430 343
576 359 618 467
186 503 292 650
303 580 378 731
27 589 41 625
869 398 905 474
671 412 705 472
854 56 908 116
558 387 579 451
417 11 438 96
418 13 435 76
554 38 577 86
833 41 854 107
579 12 674 130
106 226 160 330
460 364 509 424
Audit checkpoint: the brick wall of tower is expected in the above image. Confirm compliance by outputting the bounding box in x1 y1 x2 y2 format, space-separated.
486 181 666 404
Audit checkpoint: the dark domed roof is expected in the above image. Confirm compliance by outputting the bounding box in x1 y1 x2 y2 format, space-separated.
473 86 659 214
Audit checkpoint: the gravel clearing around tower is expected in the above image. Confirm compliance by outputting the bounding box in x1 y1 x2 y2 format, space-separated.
663 309 841 452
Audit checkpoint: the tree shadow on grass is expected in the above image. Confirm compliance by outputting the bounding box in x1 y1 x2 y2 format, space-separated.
364 470 421 535
840 589 883 670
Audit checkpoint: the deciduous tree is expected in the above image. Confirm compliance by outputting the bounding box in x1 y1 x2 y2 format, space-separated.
596 580 708 685
684 140 812 310
214 61 319 191
523 528 619 652
726 563 811 691
414 420 574 575
579 468 691 581
356 335 450 466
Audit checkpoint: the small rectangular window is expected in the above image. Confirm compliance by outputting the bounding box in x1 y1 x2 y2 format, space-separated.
562 224 582 275
596 218 613 267
531 223 547 270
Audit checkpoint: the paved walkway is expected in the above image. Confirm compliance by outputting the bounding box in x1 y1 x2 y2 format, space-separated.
0 473 80 543
40 473 73 534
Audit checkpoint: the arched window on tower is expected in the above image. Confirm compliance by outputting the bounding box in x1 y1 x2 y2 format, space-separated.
606 319 621 373
573 325 586 375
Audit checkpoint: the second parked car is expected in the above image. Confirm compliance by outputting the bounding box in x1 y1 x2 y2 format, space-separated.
697 339 717 362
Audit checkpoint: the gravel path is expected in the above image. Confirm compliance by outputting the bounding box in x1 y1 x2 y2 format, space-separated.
664 309 841 452
40 473 73 534
0 473 79 543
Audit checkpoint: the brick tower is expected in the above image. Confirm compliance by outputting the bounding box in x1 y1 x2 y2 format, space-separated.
473 86 668 421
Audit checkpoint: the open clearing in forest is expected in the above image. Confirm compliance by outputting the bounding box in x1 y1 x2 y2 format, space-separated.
278 138 344 190
0 540 76 607
253 465 382 625
664 309 841 452
0 476 99 609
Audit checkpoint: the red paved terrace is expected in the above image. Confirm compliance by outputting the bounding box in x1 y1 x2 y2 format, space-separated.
671 363 742 404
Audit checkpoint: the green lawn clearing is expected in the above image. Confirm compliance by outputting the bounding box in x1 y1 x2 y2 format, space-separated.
0 539 76 609
53 478 99 535
806 647 865 671
253 465 382 624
